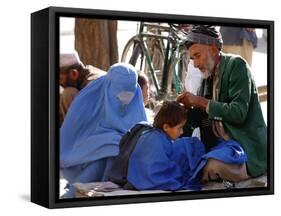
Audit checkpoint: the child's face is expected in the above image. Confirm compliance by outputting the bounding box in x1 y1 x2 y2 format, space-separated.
163 120 186 140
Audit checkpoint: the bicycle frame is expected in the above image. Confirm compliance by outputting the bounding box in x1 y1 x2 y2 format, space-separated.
123 22 188 98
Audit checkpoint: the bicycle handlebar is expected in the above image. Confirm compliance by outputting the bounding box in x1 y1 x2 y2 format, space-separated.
141 22 170 31
140 22 190 43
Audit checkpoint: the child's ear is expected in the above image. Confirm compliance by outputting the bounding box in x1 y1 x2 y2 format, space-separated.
163 123 170 132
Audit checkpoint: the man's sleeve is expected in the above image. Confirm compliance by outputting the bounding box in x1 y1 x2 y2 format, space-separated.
208 59 252 124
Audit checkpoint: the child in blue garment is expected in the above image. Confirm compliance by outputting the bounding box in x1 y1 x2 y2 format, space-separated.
127 101 206 191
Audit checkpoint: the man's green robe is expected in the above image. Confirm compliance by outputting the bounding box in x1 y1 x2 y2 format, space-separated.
208 53 267 177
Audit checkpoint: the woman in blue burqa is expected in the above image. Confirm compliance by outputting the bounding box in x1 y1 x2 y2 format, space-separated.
60 63 147 198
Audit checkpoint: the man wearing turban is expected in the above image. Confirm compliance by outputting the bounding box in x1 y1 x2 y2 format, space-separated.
177 25 267 183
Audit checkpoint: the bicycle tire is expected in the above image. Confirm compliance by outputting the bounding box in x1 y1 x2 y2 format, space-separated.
167 46 189 95
121 36 141 65
121 36 165 97
178 47 190 88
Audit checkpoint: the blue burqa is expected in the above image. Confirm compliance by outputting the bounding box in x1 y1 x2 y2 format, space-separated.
60 63 147 187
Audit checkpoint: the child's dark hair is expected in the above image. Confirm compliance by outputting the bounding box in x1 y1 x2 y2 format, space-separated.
153 101 187 129
137 71 148 89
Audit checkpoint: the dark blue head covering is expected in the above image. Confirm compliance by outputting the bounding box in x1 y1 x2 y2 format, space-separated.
60 63 147 168
184 25 223 50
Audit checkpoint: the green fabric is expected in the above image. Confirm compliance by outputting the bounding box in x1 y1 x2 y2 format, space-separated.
208 53 267 177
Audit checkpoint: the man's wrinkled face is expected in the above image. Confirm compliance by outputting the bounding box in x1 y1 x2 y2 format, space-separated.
59 67 79 87
189 44 216 79
59 69 69 87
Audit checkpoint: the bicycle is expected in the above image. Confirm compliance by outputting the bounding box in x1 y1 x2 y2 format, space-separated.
121 22 191 101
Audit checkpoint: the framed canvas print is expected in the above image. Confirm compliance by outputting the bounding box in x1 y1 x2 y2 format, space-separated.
31 6 274 208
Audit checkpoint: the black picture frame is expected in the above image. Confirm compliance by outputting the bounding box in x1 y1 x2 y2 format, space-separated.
31 6 274 209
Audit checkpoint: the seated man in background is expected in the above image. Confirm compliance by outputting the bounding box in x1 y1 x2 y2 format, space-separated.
59 51 106 125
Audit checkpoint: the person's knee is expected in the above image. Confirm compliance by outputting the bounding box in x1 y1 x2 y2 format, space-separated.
201 158 222 183
201 158 249 183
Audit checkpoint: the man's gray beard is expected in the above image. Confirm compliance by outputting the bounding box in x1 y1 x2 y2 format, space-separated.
201 51 215 79
200 70 211 79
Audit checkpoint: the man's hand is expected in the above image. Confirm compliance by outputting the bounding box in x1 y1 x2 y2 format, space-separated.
176 92 209 110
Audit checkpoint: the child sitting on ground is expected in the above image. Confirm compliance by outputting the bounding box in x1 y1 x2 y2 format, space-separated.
126 101 205 191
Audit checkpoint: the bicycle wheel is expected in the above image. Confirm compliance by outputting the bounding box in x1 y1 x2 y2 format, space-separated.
121 36 165 97
178 47 190 88
121 36 142 65
168 47 190 95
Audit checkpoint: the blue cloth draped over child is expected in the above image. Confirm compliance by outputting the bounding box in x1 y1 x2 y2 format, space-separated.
127 129 247 191
60 63 147 171
127 129 205 191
